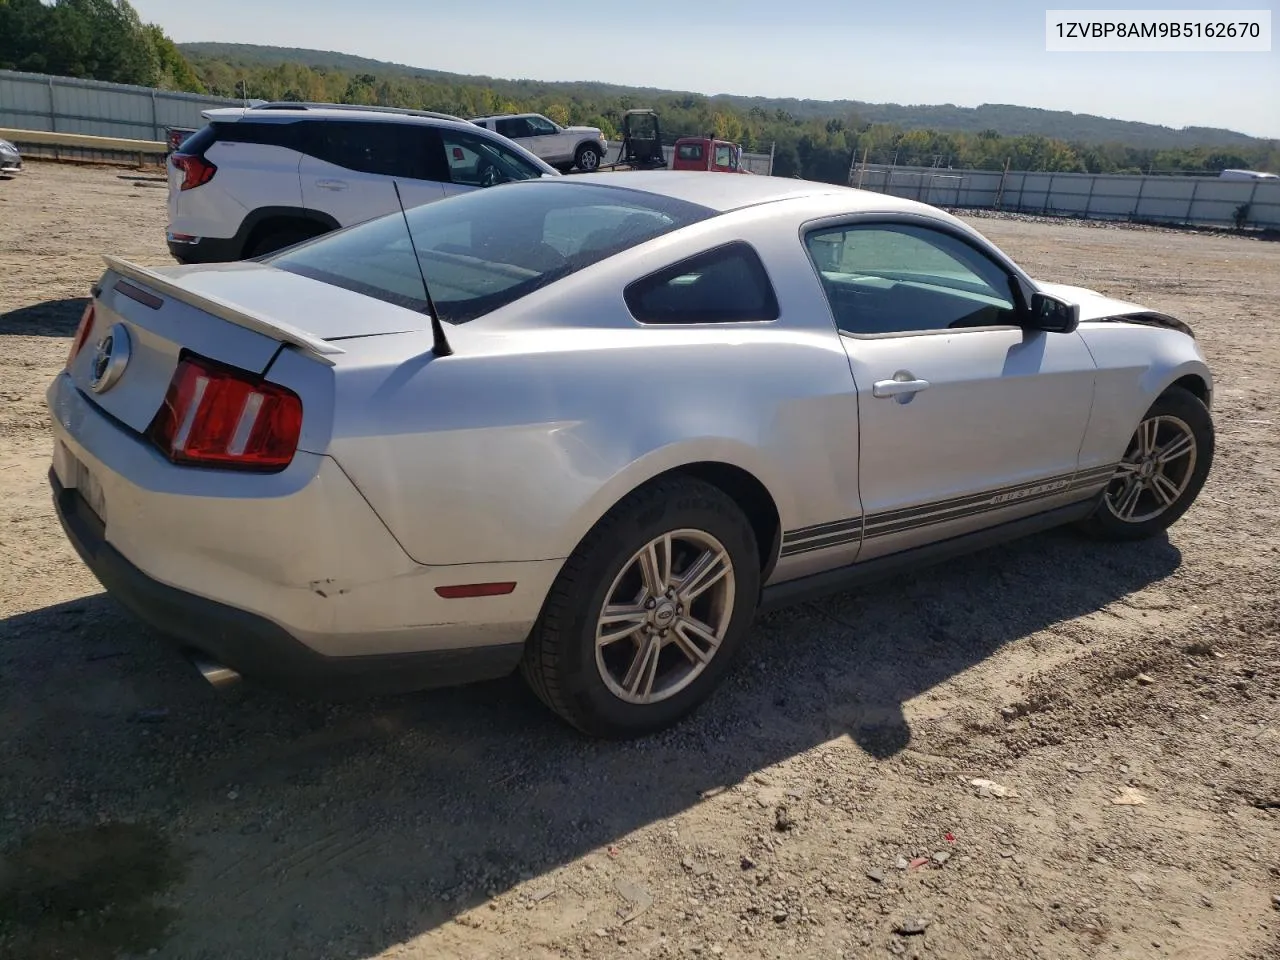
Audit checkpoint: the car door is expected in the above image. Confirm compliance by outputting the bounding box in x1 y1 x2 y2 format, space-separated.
803 220 1098 562
525 114 568 163
494 116 535 153
298 120 399 226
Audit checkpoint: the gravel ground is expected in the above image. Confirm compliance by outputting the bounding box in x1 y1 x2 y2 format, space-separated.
1 161 1278 960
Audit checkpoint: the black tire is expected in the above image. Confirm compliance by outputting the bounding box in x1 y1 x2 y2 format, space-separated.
1075 385 1213 541
245 224 323 259
521 476 761 738
574 143 602 173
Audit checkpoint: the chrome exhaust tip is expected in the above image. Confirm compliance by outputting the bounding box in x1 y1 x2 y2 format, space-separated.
191 656 241 689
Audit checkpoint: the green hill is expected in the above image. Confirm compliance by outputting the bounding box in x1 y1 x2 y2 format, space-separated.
178 42 1267 151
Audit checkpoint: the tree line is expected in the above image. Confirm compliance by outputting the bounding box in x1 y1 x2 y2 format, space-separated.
2 3 1276 179
0 0 201 91
182 58 1280 178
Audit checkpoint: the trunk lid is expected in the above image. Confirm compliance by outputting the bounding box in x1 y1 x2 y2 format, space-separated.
68 258 431 435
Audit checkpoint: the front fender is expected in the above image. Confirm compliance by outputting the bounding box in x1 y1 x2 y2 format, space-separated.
1076 322 1213 467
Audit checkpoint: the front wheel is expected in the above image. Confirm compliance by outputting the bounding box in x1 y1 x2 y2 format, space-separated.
521 477 760 738
1076 385 1214 541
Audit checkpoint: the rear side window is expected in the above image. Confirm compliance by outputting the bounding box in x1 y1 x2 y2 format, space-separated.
624 242 779 325
676 143 704 161
214 120 306 150
301 120 432 179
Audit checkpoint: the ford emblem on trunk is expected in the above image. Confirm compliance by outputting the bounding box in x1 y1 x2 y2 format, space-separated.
89 323 131 394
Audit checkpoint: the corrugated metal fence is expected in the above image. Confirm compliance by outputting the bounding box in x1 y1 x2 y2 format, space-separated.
0 69 242 141
0 68 776 171
852 163 1280 231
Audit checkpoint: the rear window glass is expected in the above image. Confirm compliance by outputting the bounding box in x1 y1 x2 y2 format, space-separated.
176 124 217 155
676 143 704 161
264 180 716 324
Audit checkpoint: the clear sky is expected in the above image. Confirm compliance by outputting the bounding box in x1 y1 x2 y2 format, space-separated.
133 0 1279 138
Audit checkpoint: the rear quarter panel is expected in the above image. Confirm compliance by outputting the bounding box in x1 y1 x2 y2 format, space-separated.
323 202 866 572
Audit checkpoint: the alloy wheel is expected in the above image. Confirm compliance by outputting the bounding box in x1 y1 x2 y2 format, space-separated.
594 529 736 705
1104 414 1198 524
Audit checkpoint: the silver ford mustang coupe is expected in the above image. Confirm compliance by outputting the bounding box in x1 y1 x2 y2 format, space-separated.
48 172 1214 737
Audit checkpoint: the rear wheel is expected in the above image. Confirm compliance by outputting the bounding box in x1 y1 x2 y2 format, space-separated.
1076 385 1213 541
574 143 602 172
521 477 760 738
245 223 324 259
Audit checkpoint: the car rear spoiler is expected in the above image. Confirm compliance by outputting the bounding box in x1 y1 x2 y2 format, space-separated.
101 256 345 362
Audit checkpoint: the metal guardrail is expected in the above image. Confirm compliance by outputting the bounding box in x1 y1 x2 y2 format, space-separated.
1 128 167 166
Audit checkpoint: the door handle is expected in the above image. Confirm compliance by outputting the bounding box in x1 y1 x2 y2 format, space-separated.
314 179 347 190
872 374 931 400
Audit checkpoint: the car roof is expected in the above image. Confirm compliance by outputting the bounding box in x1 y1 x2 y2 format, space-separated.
471 112 539 121
202 106 473 130
548 171 940 216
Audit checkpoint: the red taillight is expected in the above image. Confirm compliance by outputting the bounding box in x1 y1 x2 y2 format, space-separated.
171 152 216 191
67 303 95 368
147 355 302 471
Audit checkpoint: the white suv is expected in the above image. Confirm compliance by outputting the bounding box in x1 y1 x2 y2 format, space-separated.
470 113 607 173
166 103 560 263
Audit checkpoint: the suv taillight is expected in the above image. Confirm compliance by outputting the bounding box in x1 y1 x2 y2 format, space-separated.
66 303 95 368
147 355 302 471
171 152 216 190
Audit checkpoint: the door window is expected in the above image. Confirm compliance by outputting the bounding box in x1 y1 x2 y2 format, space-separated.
527 115 560 135
495 117 533 139
300 120 429 179
714 144 733 168
804 223 1020 336
438 129 545 187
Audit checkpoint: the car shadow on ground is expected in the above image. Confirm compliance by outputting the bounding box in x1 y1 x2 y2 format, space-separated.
0 529 1181 959
0 297 87 337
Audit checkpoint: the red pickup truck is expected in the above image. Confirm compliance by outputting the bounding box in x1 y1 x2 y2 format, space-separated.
670 136 751 173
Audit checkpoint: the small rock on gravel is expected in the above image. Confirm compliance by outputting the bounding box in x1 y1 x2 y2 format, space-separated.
774 805 796 831
971 778 1017 799
894 916 931 935
866 868 886 883
1111 788 1149 806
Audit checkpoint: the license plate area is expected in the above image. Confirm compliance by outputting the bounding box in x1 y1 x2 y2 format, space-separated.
65 447 107 524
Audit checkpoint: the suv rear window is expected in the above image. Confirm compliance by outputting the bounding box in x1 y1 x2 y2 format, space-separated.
264 180 715 324
174 124 217 155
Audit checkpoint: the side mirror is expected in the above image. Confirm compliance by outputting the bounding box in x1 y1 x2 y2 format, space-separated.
1028 292 1080 334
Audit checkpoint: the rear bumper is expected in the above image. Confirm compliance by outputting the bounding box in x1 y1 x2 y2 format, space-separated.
167 232 242 265
51 470 525 697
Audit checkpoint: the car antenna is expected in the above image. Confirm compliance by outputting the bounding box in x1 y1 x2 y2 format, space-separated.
392 180 453 358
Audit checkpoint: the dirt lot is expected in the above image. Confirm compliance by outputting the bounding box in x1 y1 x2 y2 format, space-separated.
1 161 1278 960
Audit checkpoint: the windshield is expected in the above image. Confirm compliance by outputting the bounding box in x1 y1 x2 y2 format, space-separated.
264 181 716 324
